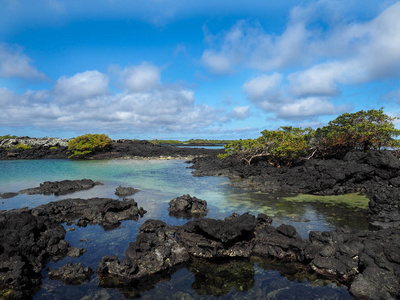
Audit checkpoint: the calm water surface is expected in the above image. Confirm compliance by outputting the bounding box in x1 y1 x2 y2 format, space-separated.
0 159 367 299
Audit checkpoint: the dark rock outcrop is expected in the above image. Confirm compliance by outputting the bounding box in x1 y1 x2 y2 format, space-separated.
168 194 209 218
190 150 400 196
48 263 94 285
0 137 222 160
0 208 69 299
0 192 18 199
115 185 139 197
0 197 145 298
31 197 145 229
97 220 190 286
19 179 102 195
97 212 400 299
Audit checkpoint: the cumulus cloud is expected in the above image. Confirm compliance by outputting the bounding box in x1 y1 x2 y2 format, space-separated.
242 73 349 120
0 64 228 135
53 70 109 102
277 97 350 119
0 44 47 80
228 106 250 120
120 62 161 92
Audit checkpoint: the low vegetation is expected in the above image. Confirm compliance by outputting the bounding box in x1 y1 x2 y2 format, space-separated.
68 134 111 158
219 108 400 166
0 134 17 140
15 144 33 150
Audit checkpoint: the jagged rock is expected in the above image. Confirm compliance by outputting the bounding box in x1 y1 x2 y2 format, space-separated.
0 192 18 199
0 209 69 298
168 194 209 218
31 197 145 228
19 179 103 195
49 263 94 285
0 196 146 298
176 213 256 258
67 247 87 257
350 267 400 299
115 185 139 196
97 220 190 286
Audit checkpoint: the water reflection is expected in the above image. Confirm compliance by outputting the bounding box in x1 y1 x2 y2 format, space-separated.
0 159 364 299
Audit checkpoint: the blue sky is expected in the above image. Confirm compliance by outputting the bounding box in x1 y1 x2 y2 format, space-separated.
1 0 400 140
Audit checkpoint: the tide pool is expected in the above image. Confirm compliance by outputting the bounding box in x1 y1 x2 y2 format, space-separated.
0 159 364 299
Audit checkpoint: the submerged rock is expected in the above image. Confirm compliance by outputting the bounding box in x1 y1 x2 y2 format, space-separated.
19 179 103 195
115 185 139 197
49 263 94 285
168 194 209 218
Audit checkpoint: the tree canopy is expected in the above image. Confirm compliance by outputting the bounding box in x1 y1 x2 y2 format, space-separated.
219 108 400 166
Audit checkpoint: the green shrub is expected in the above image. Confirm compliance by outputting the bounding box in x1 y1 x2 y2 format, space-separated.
0 134 17 140
219 127 312 166
50 146 57 150
313 108 400 157
68 133 111 158
15 144 33 150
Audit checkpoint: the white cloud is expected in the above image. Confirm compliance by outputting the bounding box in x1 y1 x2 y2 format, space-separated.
122 62 161 92
201 50 232 74
53 70 109 102
242 73 283 99
0 44 47 80
228 105 250 120
0 66 227 135
276 97 350 119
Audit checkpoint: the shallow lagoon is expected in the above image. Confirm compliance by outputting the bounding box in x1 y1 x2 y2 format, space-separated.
0 159 368 299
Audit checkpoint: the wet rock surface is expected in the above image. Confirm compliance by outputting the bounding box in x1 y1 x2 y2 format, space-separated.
115 185 139 197
31 197 145 228
48 263 94 285
168 194 209 218
19 179 103 195
0 197 145 298
97 219 190 286
97 212 400 299
190 150 400 228
0 208 69 299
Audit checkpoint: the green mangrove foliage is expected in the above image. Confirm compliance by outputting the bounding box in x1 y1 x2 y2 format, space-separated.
220 108 400 166
68 133 111 158
219 127 313 166
313 108 400 157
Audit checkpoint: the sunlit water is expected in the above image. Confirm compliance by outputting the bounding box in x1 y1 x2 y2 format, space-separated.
0 159 368 299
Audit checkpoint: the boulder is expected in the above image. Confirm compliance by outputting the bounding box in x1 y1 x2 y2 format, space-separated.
97 220 190 286
168 194 209 218
115 185 139 197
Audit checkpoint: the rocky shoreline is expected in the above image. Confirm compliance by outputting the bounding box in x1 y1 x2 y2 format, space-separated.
189 150 400 229
0 137 222 160
2 142 400 298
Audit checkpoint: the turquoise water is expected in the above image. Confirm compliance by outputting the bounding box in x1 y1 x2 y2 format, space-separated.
0 159 363 299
